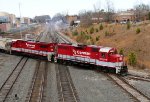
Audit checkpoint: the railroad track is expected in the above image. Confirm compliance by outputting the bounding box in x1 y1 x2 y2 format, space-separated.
55 32 72 43
127 74 150 82
107 74 150 102
126 75 150 82
56 64 80 102
35 32 44 42
25 61 48 102
0 57 28 102
48 31 59 43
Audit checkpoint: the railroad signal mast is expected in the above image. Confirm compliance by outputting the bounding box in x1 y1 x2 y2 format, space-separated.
19 3 22 39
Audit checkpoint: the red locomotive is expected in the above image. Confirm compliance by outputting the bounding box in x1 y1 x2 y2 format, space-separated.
11 40 56 57
0 39 127 74
56 43 127 74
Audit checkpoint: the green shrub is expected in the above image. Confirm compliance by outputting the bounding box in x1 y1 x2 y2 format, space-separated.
90 27 94 34
119 48 124 55
128 52 137 66
72 30 78 36
96 28 99 32
99 24 103 30
91 38 95 45
96 36 100 41
85 35 90 40
80 31 85 35
85 30 88 34
136 28 141 34
89 36 92 39
127 22 131 30
105 31 109 36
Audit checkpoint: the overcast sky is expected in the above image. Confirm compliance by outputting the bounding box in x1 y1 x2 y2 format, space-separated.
0 0 150 18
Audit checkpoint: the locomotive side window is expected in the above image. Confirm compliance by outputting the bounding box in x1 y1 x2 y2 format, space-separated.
92 48 99 52
101 53 106 58
109 52 114 55
40 45 48 48
58 46 67 49
75 47 83 50
109 50 117 56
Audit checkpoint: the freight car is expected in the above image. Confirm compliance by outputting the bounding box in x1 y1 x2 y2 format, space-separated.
0 39 127 74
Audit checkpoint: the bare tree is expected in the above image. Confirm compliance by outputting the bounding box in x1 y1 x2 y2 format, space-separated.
52 13 67 23
79 10 93 27
105 0 115 22
93 1 104 23
134 3 150 21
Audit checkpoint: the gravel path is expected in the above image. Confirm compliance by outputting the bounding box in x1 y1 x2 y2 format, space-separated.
0 53 22 88
5 58 37 102
46 63 58 102
68 66 134 102
127 79 150 99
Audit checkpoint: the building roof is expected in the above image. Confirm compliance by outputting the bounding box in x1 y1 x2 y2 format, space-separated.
0 12 9 16
115 11 135 16
34 15 51 23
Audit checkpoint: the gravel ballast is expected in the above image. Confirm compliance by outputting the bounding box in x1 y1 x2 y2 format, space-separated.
68 66 134 102
5 58 37 102
0 53 22 88
46 63 58 102
127 79 150 98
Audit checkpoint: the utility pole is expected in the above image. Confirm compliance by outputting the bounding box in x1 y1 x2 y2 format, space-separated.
19 3 22 39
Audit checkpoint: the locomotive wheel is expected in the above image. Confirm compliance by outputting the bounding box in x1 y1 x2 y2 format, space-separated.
57 59 60 64
109 68 116 73
58 59 63 64
101 67 109 73
68 61 72 66
63 61 67 65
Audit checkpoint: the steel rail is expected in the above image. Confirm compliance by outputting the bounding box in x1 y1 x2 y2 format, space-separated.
0 57 28 102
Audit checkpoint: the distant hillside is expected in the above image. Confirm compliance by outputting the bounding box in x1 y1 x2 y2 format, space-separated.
65 21 150 69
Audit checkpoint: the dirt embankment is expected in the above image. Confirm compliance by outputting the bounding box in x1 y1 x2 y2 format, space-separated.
66 21 150 69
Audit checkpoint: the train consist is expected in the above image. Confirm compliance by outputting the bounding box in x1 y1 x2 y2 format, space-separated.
0 38 127 74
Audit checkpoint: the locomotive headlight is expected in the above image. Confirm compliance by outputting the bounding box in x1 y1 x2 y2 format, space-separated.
119 57 122 61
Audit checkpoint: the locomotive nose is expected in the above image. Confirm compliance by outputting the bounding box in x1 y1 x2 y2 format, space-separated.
115 54 123 62
118 55 123 61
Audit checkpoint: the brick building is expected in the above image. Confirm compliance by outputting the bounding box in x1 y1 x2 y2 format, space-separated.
0 12 12 32
113 10 136 23
21 17 31 24
34 15 51 23
0 23 11 32
65 15 78 25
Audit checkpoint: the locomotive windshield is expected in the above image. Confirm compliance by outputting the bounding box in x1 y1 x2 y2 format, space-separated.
109 50 117 55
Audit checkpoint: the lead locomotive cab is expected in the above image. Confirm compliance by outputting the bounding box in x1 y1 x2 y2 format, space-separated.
97 47 128 74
